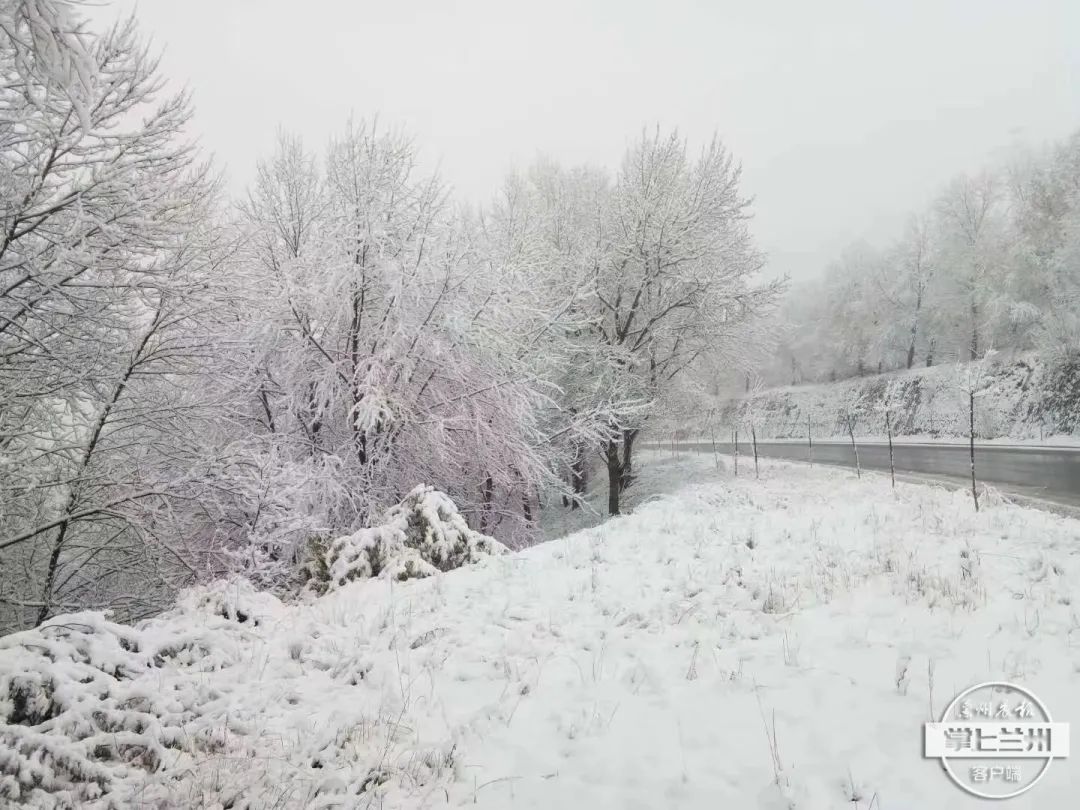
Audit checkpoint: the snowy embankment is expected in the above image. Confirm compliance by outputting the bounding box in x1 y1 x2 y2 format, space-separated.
700 353 1080 443
4 454 1080 808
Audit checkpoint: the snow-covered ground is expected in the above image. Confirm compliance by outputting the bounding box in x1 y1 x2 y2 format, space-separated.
4 453 1080 809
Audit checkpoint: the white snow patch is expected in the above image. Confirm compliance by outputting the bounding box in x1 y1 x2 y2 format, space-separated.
3 454 1079 808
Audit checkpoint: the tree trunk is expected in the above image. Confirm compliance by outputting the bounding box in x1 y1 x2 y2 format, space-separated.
479 475 495 531
925 337 935 368
307 382 324 452
620 429 637 491
709 424 720 470
969 392 979 512
605 440 622 515
970 298 980 361
733 428 739 477
35 521 71 626
906 290 923 370
886 410 895 488
807 414 813 466
257 377 277 433
513 469 533 526
34 325 155 626
847 417 861 478
522 492 533 525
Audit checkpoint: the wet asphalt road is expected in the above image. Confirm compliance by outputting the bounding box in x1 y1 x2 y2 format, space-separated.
673 440 1080 511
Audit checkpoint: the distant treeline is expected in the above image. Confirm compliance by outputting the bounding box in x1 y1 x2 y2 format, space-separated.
763 130 1080 386
706 353 1080 441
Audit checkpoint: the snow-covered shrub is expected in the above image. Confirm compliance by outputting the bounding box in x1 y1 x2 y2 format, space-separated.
0 614 227 807
171 578 285 628
307 486 507 592
298 534 332 591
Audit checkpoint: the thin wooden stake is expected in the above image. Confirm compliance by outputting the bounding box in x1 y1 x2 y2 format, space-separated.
751 423 759 479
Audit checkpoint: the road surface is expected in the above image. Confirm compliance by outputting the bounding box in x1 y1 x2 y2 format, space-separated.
671 439 1080 512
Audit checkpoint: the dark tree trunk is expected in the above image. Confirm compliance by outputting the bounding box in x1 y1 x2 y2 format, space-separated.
620 429 637 491
513 469 533 526
522 492 533 525
307 382 324 452
257 379 276 434
479 475 494 532
605 440 622 515
925 337 935 368
35 521 70 626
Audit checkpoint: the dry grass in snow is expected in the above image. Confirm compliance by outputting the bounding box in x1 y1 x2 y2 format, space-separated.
3 451 1080 808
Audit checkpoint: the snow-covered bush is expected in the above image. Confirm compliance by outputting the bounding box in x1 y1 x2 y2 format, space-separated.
0 580 288 807
171 578 285 628
0 613 232 807
306 486 507 592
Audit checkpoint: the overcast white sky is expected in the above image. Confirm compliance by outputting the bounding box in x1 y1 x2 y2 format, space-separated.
95 0 1079 280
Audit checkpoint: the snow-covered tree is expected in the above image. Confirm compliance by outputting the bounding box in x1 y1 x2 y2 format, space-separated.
1008 133 1080 361
558 130 779 512
934 172 1010 362
763 128 1080 387
0 3 232 631
481 159 647 508
232 123 555 571
887 213 939 369
819 242 892 378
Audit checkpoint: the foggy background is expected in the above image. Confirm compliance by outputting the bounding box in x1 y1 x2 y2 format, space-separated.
95 0 1079 280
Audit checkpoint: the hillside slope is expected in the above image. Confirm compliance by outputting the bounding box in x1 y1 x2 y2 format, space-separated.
3 453 1079 808
706 354 1080 442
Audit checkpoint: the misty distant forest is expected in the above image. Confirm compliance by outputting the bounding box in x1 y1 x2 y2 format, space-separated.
764 136 1080 386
